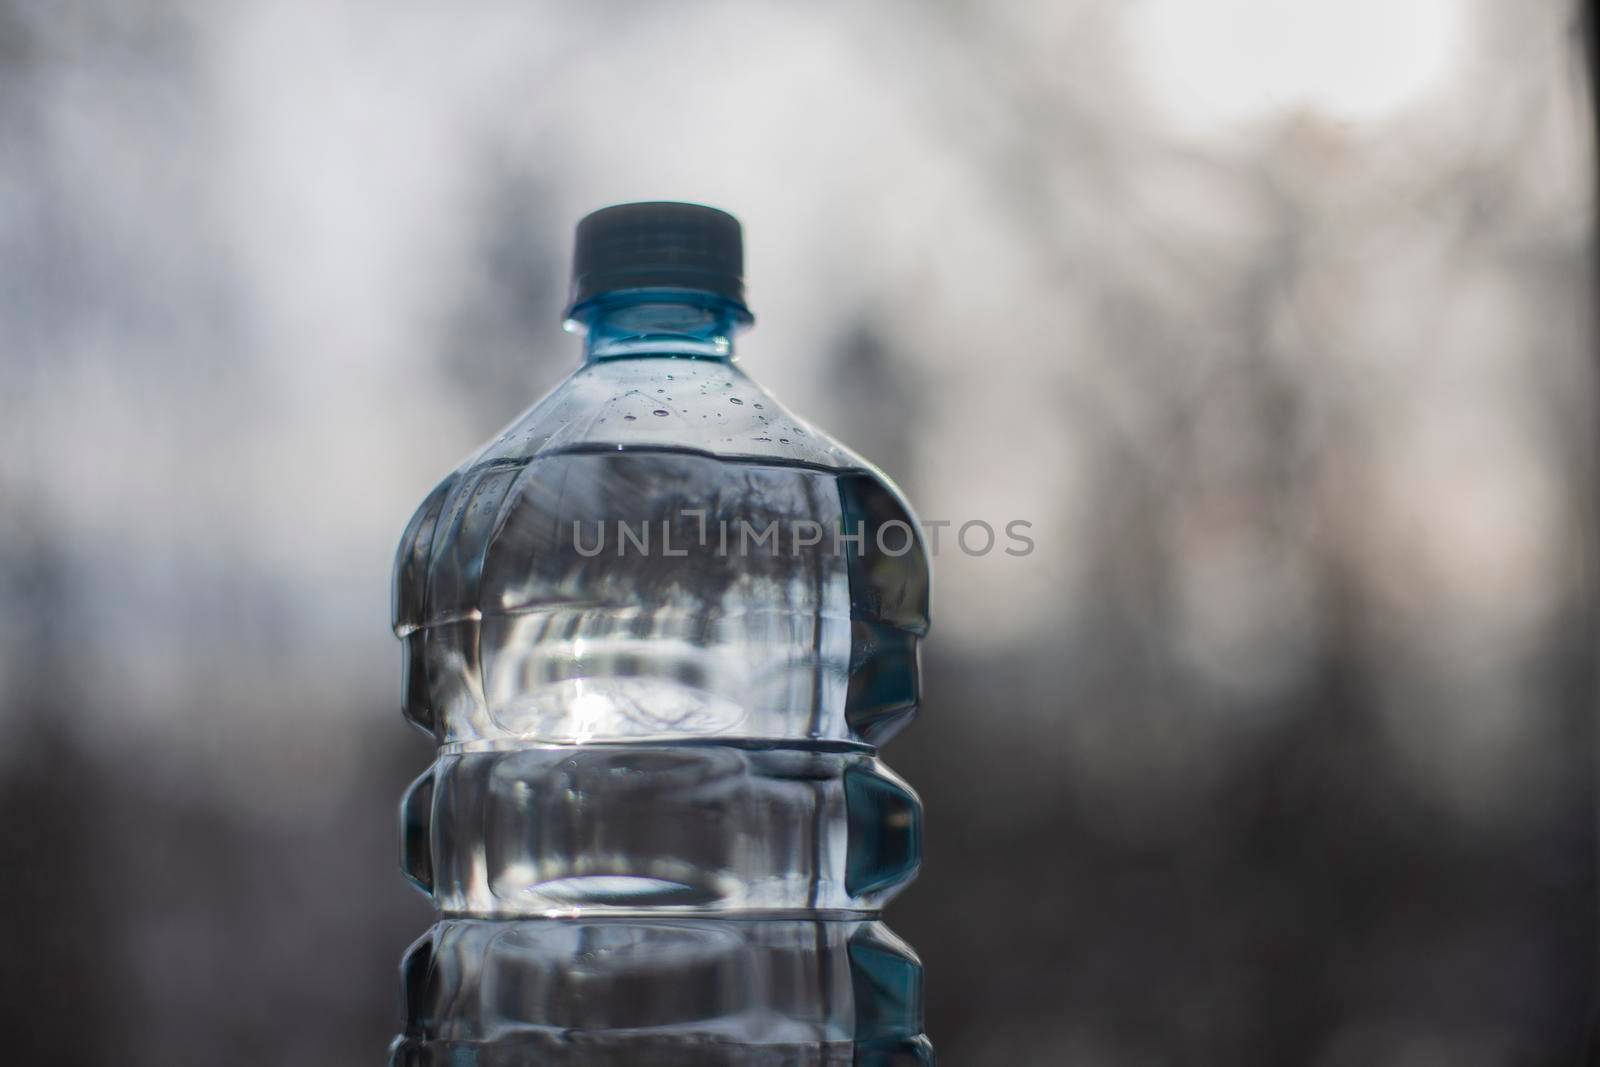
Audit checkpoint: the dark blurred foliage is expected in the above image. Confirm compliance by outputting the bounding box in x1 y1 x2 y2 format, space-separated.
0 1 1595 1064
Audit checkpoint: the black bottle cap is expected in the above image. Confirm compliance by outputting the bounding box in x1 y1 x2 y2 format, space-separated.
565 201 749 319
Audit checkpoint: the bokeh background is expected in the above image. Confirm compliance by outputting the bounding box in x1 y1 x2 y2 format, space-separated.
2 1 1596 1063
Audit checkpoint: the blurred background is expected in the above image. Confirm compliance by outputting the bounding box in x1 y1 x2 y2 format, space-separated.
1 0 1596 1063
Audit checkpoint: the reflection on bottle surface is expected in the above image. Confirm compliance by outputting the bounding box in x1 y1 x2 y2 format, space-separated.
401 746 921 915
392 919 931 1066
391 203 933 1064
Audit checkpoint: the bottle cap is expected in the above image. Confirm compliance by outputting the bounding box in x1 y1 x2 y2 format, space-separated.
565 202 749 319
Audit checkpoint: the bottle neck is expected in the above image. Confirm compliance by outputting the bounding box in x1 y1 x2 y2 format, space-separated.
568 290 750 362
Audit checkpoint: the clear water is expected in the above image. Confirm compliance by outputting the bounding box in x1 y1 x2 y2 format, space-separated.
395 445 927 750
391 919 933 1066
391 347 931 1061
405 744 919 914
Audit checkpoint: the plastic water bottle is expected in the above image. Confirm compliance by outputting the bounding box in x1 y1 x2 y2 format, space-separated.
390 202 932 1064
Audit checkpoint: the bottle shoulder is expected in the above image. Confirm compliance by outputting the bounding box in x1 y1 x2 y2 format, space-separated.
472 358 867 471
391 357 925 615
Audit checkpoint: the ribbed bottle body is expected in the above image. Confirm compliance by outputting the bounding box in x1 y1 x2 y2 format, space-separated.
392 306 930 1062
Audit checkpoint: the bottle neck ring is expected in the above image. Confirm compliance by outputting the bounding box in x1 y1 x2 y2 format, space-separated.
567 289 751 362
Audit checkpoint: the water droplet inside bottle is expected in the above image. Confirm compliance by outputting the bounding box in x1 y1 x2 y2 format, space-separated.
652 409 668 417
